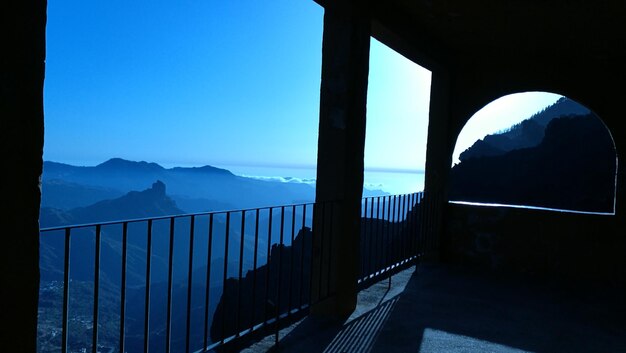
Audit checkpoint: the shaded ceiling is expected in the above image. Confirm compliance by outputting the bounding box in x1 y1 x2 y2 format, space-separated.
316 0 626 74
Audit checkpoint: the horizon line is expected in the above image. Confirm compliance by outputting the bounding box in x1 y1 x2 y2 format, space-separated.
44 157 426 174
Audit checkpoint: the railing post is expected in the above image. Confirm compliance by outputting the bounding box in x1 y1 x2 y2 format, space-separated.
312 4 371 318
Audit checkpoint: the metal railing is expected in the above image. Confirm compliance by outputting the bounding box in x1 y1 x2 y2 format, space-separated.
38 192 432 353
358 192 423 288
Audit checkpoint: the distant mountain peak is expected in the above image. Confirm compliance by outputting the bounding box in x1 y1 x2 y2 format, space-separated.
96 158 165 171
150 180 166 196
170 164 234 176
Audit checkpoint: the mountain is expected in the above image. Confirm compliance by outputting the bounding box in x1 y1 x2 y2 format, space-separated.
95 157 166 173
42 159 320 212
39 181 185 286
40 180 183 228
450 114 616 213
459 97 590 162
42 158 391 214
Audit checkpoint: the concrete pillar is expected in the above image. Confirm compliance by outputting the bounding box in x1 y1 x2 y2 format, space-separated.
422 69 452 260
312 6 370 318
0 0 46 351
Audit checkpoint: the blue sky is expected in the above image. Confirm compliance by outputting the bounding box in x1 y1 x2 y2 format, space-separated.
45 0 324 168
44 0 558 173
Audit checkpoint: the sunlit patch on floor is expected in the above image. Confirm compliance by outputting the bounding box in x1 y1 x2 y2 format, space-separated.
418 328 534 353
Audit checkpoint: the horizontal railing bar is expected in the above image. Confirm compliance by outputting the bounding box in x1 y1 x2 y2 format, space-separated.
206 303 313 353
39 200 329 232
41 194 422 233
357 255 417 281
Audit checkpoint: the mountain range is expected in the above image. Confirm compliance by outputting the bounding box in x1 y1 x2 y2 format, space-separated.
41 158 387 218
459 97 590 162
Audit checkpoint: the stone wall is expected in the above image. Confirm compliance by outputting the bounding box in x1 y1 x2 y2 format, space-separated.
442 203 626 286
0 1 46 351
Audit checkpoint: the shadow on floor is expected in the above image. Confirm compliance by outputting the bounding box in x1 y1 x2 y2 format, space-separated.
372 264 626 353
242 264 626 353
265 296 399 353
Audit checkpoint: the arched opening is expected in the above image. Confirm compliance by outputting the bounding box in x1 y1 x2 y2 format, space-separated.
449 92 617 215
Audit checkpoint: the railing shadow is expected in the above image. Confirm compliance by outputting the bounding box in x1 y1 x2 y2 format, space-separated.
267 293 400 353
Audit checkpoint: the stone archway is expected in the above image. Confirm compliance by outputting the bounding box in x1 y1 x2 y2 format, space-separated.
449 92 617 214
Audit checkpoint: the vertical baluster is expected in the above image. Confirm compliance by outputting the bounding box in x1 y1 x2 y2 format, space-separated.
264 208 273 324
388 196 392 268
396 195 401 264
394 195 399 266
396 195 400 266
236 211 246 336
308 203 316 306
61 228 71 353
388 196 393 268
400 194 407 262
359 197 372 279
365 197 376 278
92 225 101 353
144 220 153 353
417 193 423 255
251 209 259 332
412 194 416 257
407 193 415 258
221 212 230 344
408 193 414 259
379 196 384 273
376 197 381 273
401 194 407 261
275 206 285 345
288 205 296 316
120 223 128 353
400 195 404 262
398 194 404 263
299 204 307 309
166 218 175 353
203 214 214 350
185 216 195 353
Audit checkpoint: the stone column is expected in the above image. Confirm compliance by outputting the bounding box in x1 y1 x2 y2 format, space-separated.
312 6 370 318
0 0 46 351
422 69 452 260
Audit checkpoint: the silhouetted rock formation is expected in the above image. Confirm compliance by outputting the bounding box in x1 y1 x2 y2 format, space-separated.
209 209 422 344
450 114 616 212
459 97 590 162
210 227 313 342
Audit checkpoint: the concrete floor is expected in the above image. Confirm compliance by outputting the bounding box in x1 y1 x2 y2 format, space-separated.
236 264 626 353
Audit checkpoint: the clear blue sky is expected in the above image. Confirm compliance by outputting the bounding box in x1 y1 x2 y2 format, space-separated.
44 0 557 172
